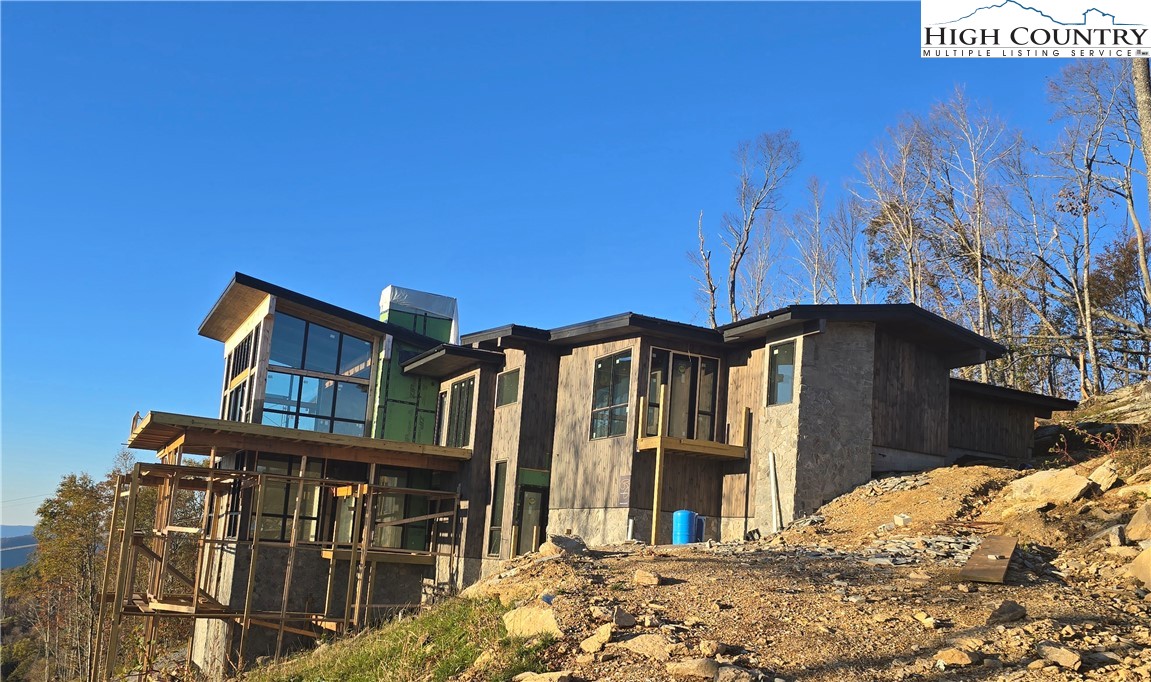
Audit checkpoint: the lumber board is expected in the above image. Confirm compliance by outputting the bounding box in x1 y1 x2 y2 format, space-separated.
959 535 1017 584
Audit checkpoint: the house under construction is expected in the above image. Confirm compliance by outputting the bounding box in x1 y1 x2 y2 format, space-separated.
92 273 1076 680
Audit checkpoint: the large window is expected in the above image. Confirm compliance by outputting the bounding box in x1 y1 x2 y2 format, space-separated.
253 454 323 543
262 312 373 436
374 468 434 551
445 377 475 447
222 326 261 423
645 349 719 440
591 351 631 439
767 341 796 406
495 369 520 407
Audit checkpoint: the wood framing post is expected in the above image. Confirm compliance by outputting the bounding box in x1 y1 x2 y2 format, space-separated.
105 468 141 681
650 384 668 546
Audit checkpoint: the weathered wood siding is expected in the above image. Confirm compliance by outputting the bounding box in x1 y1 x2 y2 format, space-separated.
629 452 722 516
721 345 764 520
518 345 560 471
948 392 1036 460
437 367 494 583
550 338 639 510
872 330 949 456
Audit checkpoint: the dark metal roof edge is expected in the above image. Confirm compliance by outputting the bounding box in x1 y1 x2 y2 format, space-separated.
547 312 722 345
949 378 1078 411
460 324 551 346
720 303 1007 357
198 272 439 349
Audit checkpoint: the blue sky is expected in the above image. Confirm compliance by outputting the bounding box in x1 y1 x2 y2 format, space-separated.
1 2 1071 524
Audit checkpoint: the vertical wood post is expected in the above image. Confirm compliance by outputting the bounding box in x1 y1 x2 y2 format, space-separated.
650 384 668 546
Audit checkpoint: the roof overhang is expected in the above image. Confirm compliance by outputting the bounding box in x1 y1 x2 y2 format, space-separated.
198 273 438 348
401 344 505 378
721 304 1006 367
547 313 724 347
128 411 470 471
949 379 1078 417
460 324 550 347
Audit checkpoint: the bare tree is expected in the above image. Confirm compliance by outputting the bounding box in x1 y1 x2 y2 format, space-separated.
827 194 874 304
787 177 837 303
696 131 800 326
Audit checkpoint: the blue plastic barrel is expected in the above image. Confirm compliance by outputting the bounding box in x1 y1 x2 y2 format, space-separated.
672 509 697 545
695 515 706 543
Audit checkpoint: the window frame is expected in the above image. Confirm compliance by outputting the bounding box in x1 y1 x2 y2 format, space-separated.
495 368 521 408
644 347 721 440
589 350 632 440
260 312 374 436
445 376 476 448
767 340 797 406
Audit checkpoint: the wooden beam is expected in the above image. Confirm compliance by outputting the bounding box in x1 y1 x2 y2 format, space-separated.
651 384 667 546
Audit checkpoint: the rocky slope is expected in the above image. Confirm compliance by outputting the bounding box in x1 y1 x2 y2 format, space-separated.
467 454 1151 682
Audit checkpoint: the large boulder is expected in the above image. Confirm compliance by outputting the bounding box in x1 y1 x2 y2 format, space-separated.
1088 460 1120 492
1004 468 1093 506
1126 502 1151 542
1128 546 1151 588
503 603 563 639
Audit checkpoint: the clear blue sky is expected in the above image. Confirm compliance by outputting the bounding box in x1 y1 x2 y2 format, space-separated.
2 1 1070 524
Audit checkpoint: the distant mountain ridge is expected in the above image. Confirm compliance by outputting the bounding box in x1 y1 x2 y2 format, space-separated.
1 534 37 570
1 525 35 538
938 0 1136 26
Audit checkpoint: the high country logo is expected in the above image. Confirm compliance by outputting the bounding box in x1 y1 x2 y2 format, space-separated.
921 0 1151 58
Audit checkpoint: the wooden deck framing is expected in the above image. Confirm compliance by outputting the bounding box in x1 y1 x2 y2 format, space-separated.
90 461 459 682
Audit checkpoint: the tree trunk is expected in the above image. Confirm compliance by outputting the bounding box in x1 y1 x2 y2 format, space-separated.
1130 59 1151 306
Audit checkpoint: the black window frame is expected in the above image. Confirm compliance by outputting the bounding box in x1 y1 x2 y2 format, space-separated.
590 350 632 440
487 461 508 557
645 348 720 440
446 376 475 448
767 341 797 406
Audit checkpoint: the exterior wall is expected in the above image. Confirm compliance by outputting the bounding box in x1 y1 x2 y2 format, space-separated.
948 392 1037 461
791 322 876 517
721 345 764 540
754 336 803 530
871 329 949 470
438 367 495 587
547 338 640 544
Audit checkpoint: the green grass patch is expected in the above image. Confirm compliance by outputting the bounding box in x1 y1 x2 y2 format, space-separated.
242 598 551 682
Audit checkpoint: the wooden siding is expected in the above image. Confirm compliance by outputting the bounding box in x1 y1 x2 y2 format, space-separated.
629 452 723 516
438 368 495 564
948 392 1036 460
550 338 639 510
722 345 764 518
518 345 561 471
872 330 948 456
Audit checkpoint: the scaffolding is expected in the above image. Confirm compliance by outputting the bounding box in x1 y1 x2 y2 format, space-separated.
90 461 459 681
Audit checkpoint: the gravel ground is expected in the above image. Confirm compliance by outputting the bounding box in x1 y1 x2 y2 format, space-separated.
464 462 1151 682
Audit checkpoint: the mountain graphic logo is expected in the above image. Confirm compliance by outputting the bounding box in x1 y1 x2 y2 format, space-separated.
936 0 1137 26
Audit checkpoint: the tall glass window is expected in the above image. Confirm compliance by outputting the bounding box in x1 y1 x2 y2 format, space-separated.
768 341 796 406
591 351 631 439
645 349 719 440
488 461 507 556
446 377 475 448
261 312 373 436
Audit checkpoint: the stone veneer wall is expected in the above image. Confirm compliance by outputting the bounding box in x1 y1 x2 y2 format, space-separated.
792 322 876 518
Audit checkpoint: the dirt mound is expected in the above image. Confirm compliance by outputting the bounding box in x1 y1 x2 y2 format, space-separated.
782 465 1022 548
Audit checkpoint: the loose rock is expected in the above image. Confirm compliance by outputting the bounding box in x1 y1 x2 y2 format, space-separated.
935 648 981 667
580 623 613 653
1036 640 1082 670
634 569 663 586
986 600 1027 625
666 658 720 679
1005 468 1093 505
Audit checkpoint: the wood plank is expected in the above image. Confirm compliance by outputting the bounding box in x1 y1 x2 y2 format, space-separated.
321 548 436 565
959 535 1017 584
636 436 745 460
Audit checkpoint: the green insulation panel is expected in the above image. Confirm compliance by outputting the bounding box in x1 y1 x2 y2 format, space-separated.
374 339 440 444
382 310 453 343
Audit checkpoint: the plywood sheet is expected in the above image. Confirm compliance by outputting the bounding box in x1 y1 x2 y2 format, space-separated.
959 535 1017 584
